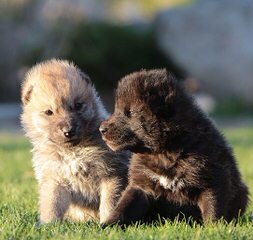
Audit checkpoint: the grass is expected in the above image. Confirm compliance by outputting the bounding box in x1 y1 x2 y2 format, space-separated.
0 127 253 240
212 98 253 116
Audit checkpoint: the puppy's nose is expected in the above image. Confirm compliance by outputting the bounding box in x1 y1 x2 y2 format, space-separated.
99 123 108 135
63 127 76 138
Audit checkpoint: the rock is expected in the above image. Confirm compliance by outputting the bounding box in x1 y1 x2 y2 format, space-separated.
0 103 22 133
155 0 253 103
193 93 216 114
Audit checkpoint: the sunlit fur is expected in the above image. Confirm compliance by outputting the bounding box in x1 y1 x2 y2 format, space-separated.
21 59 129 224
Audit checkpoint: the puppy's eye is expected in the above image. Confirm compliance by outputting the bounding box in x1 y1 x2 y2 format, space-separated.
124 108 132 118
74 102 83 111
45 109 53 116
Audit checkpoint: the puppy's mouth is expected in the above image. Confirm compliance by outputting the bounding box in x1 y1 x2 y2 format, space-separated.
100 131 124 151
65 138 81 146
102 137 150 153
102 138 123 152
49 137 81 147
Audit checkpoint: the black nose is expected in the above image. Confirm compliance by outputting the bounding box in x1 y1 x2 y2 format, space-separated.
63 128 76 138
99 124 108 135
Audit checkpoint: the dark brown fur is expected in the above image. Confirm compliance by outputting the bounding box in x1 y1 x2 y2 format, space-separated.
100 69 249 225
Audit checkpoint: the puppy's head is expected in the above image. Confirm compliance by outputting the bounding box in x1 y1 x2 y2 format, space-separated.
21 59 107 147
100 69 178 153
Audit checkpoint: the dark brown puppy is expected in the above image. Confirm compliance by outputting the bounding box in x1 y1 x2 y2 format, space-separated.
99 69 249 226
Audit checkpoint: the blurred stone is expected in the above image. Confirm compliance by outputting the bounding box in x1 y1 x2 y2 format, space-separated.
39 0 107 23
0 103 22 133
155 0 253 103
193 93 216 114
0 103 21 119
183 77 200 93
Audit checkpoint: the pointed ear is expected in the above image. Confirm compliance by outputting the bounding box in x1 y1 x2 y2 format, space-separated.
21 81 33 105
80 71 91 85
144 69 176 115
163 70 177 104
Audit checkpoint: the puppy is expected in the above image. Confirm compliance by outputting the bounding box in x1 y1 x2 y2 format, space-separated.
21 59 129 224
100 69 249 225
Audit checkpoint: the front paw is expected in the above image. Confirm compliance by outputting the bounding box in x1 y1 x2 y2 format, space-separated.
100 222 115 229
100 214 123 229
39 215 62 225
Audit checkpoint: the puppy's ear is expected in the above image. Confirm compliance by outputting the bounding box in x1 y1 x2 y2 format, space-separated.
80 71 92 85
21 81 33 105
144 69 176 116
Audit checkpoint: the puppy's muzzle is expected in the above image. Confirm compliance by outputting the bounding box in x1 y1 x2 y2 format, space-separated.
58 120 77 139
58 122 76 140
99 121 109 136
63 127 76 139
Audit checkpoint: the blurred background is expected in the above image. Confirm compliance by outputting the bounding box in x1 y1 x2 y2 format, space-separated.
1 0 253 133
1 2 253 236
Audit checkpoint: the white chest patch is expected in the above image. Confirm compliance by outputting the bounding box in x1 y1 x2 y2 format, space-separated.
68 160 87 176
150 174 185 192
159 176 171 189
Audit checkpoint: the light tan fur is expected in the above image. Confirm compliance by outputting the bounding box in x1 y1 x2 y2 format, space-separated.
99 178 122 223
21 59 129 224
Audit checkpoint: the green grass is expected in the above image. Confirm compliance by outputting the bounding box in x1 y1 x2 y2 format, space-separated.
0 128 253 240
212 98 253 116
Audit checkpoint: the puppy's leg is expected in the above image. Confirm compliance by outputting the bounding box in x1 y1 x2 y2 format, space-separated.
39 181 71 224
227 183 248 221
102 185 150 227
99 178 123 224
197 188 228 224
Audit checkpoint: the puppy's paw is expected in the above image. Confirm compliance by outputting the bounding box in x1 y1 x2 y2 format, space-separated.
100 222 114 229
39 216 61 225
100 217 123 229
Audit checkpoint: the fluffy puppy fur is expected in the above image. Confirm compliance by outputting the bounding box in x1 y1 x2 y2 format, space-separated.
100 69 249 225
21 59 129 224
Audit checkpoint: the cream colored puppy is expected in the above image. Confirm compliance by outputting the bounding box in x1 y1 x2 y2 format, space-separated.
21 59 129 224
